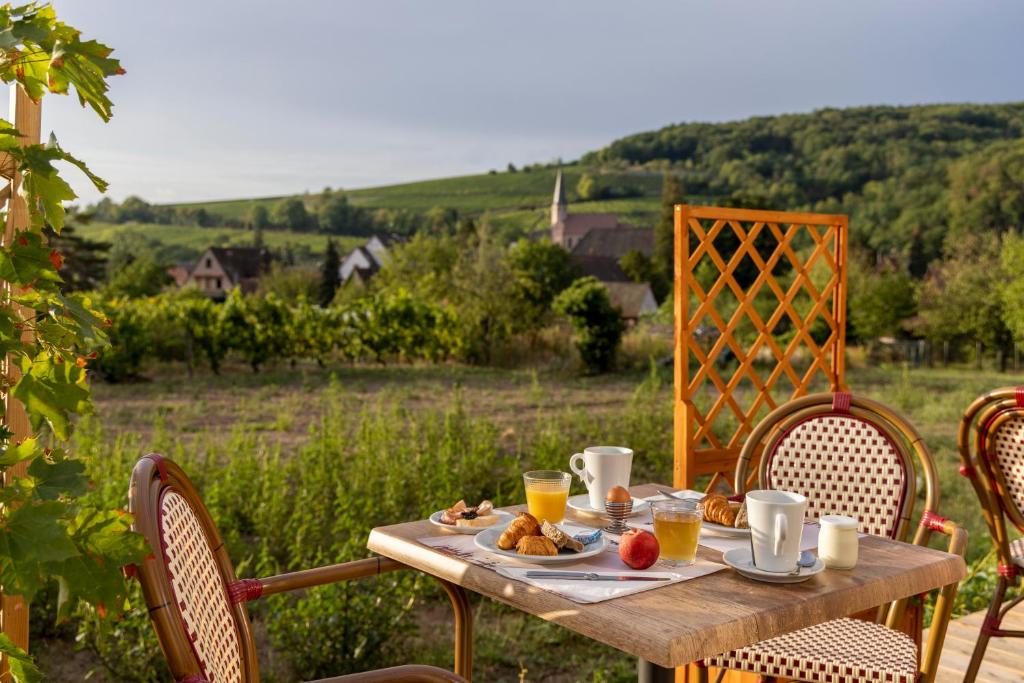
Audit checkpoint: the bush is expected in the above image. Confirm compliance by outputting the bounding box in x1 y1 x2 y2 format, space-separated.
553 277 625 374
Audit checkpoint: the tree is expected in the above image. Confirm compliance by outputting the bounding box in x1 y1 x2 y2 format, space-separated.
576 173 598 201
250 203 271 230
273 197 313 232
507 238 578 331
847 256 916 342
46 223 110 292
320 238 341 306
258 262 319 301
424 205 459 235
105 253 172 298
949 141 1024 239
655 174 684 277
917 233 1011 355
553 277 625 374
999 232 1024 345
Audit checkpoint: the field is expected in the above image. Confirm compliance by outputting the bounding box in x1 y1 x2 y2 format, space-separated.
74 221 365 261
35 354 1021 682
170 166 666 222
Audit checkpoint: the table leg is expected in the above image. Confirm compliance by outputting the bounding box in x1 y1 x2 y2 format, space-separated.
438 579 473 680
637 658 676 683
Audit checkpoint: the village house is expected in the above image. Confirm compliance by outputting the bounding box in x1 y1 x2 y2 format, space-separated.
549 170 659 320
185 246 272 298
339 235 396 287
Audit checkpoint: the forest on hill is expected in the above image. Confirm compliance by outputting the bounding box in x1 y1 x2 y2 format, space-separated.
586 102 1024 270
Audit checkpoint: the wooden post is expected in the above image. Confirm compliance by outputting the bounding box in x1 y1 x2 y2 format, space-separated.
1 85 40 662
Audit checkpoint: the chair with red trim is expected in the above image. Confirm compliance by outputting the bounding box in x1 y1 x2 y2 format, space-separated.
700 391 966 683
958 387 1024 682
127 454 471 683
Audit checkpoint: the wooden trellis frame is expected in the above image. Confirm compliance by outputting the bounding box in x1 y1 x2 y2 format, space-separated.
673 205 848 493
0 85 40 663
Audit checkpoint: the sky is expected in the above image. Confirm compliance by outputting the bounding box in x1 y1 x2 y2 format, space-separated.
40 0 1024 205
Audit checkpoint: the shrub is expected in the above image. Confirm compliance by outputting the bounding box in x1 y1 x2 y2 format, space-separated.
553 277 625 374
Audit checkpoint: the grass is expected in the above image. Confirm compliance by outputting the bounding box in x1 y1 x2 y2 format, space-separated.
75 221 364 262
44 354 1019 682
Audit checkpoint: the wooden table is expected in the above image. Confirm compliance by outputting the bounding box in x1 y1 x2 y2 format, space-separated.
367 484 966 680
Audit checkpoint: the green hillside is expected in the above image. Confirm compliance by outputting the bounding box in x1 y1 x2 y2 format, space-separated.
111 101 1024 269
171 167 664 222
74 222 363 264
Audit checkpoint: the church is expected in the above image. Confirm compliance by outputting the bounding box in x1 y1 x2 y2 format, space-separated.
548 169 658 321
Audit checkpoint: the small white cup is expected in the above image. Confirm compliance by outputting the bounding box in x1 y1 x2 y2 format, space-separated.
569 446 633 511
746 490 807 573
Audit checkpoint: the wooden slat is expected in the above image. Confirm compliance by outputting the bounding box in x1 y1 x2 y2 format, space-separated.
930 605 1024 683
673 206 848 490
1 85 40 664
368 483 966 669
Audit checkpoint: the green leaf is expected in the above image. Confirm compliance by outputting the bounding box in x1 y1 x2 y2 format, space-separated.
28 456 86 500
0 500 79 600
0 231 61 287
0 436 40 466
11 353 90 439
0 633 41 683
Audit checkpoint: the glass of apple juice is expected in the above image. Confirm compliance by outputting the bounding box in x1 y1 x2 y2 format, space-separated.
651 499 702 566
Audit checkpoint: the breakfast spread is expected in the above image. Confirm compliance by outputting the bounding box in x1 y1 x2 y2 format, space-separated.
440 499 500 528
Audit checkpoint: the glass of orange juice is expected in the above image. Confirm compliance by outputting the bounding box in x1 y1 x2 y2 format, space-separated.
652 500 702 566
523 470 571 524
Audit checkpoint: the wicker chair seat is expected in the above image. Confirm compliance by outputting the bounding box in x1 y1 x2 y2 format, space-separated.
706 617 918 683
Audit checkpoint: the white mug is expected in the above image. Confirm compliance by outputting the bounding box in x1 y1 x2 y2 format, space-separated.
569 446 633 511
746 490 807 573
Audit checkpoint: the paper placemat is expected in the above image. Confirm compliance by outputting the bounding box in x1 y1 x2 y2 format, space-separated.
418 532 725 604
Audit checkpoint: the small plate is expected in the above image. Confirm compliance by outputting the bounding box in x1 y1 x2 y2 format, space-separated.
474 524 609 564
722 547 825 584
429 509 514 535
701 520 751 539
567 494 649 517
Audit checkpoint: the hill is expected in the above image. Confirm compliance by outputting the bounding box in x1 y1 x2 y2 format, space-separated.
101 102 1024 267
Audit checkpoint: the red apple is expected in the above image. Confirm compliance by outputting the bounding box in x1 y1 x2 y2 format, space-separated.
619 529 660 570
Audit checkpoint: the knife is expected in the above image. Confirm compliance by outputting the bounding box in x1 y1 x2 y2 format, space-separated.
525 571 670 581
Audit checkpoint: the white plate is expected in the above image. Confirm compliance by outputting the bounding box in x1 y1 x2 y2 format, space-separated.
701 520 751 538
474 523 609 564
429 509 514 535
567 494 649 517
722 547 825 583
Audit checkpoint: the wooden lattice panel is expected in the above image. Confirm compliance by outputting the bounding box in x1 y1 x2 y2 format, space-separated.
673 205 848 492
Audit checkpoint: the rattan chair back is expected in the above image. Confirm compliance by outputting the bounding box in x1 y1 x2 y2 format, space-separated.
961 387 1024 535
129 454 258 682
734 392 938 545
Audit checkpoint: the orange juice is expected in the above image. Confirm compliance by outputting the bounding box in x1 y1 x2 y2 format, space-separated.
652 502 702 566
525 487 569 523
522 470 572 524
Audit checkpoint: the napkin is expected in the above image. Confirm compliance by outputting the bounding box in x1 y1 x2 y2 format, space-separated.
417 533 725 604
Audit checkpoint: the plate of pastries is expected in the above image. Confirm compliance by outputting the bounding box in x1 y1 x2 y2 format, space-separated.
474 512 608 563
700 493 750 538
430 499 514 534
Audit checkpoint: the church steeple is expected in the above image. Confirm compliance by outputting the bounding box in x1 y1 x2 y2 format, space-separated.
551 168 568 235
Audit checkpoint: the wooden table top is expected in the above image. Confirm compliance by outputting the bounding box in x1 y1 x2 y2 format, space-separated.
367 483 967 668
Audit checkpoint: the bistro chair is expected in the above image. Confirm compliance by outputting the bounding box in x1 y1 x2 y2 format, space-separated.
127 454 471 683
700 391 966 683
957 387 1024 682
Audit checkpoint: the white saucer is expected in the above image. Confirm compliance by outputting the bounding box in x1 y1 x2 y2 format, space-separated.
429 509 514 535
567 494 649 517
474 523 609 564
722 547 825 583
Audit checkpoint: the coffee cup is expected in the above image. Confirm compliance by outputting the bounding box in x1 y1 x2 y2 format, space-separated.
746 489 807 573
569 446 633 511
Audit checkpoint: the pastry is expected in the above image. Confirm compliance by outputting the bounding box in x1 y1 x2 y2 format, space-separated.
516 535 558 556
455 514 499 528
703 494 737 527
497 512 541 549
541 520 584 552
733 501 749 529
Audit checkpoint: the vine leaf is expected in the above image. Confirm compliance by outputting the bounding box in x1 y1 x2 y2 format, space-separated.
11 353 90 440
0 500 79 600
0 634 41 683
27 456 86 500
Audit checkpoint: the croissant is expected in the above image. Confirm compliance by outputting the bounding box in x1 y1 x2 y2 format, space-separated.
516 535 558 556
703 494 737 527
497 512 541 550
